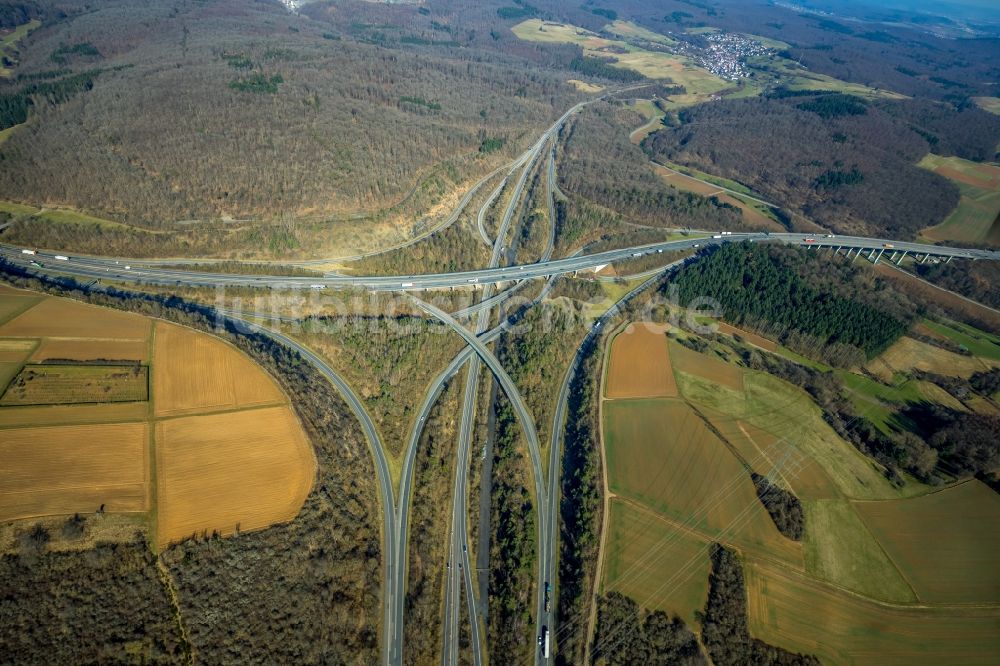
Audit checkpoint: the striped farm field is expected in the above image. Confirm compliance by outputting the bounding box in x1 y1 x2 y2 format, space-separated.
669 339 744 390
0 402 149 428
601 498 710 628
745 559 1000 664
605 322 677 399
0 286 316 548
0 422 148 521
675 366 905 500
0 295 151 340
801 499 915 603
853 481 1000 604
695 407 841 501
153 321 284 416
603 397 802 566
155 406 315 546
29 338 148 363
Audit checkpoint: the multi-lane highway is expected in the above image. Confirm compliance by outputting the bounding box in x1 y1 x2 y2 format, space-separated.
4 233 993 294
440 124 554 666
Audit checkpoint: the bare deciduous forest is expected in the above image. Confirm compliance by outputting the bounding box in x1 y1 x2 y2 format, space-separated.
642 94 1000 239
0 0 583 257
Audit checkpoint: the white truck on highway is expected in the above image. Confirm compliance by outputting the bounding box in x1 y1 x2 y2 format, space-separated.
20 249 35 255
54 255 69 261
400 282 414 288
541 627 550 659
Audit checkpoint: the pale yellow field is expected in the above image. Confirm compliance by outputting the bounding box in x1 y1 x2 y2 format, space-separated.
30 338 149 363
0 402 149 428
0 297 151 340
567 79 603 93
0 422 148 521
866 336 997 381
153 321 284 416
512 19 729 97
0 338 35 362
973 96 1000 116
605 322 677 399
155 406 315 546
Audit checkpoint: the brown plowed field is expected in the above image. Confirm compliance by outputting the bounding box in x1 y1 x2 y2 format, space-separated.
0 288 315 546
153 321 284 416
0 422 148 521
155 406 315 546
717 323 778 352
605 322 677 399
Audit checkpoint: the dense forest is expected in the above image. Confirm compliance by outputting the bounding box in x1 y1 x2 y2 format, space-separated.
0 263 382 663
0 0 580 248
1 0 996 258
642 93 999 239
670 243 907 363
555 332 603 666
591 592 704 665
486 395 537 663
0 534 186 663
750 473 805 541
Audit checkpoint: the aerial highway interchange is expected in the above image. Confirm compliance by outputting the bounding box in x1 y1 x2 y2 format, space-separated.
3 94 998 666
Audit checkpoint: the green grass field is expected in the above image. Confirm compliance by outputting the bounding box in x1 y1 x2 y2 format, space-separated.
745 560 1000 664
603 397 802 566
0 363 149 405
854 481 1000 604
802 499 915 602
834 370 933 433
656 159 757 196
0 124 20 146
921 318 1000 361
674 367 909 500
601 498 710 628
602 325 1000 660
918 154 1000 245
